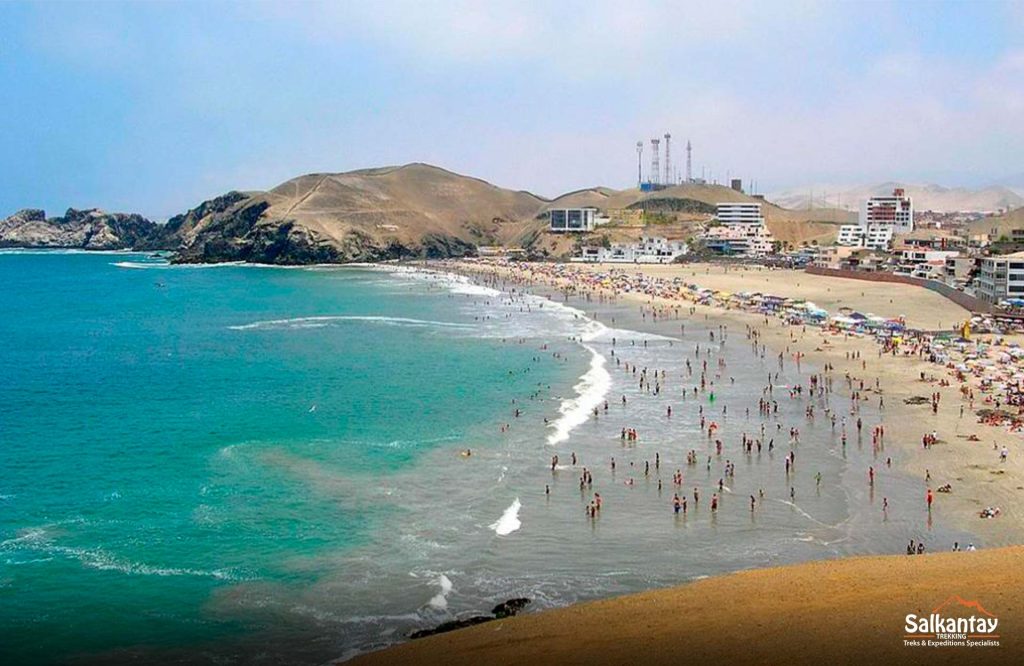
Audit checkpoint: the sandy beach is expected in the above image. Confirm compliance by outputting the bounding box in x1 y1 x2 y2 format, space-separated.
341 258 1024 665
348 545 1024 665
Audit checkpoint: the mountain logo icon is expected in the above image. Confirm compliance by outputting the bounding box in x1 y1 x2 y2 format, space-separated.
932 595 996 618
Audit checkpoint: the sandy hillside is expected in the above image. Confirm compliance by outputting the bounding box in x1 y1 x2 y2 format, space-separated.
261 164 547 246
349 546 1023 666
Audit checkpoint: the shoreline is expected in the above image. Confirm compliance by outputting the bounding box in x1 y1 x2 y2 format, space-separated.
444 259 1024 546
346 545 1024 665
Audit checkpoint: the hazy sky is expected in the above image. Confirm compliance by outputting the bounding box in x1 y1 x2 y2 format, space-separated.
2 0 1023 219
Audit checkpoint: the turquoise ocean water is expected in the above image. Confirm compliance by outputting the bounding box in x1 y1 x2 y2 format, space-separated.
0 252 574 664
1 251 975 665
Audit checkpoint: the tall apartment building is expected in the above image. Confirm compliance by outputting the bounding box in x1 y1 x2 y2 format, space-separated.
860 188 914 233
835 188 914 250
977 252 1024 303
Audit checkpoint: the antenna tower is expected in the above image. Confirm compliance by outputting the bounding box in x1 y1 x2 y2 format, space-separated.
663 133 672 186
650 138 660 186
686 140 692 182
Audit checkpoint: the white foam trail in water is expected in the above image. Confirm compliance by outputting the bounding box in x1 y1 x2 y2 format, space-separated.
546 317 612 446
112 260 252 269
490 498 522 536
380 266 503 298
228 315 473 331
427 574 453 610
111 260 169 269
547 344 609 446
1 531 247 581
0 248 133 255
372 266 616 445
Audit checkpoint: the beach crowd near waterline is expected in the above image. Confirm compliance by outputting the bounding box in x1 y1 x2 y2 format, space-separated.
440 259 1024 546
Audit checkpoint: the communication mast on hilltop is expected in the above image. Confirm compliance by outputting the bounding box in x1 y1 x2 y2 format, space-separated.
635 141 644 188
663 133 672 186
686 140 693 183
650 138 661 186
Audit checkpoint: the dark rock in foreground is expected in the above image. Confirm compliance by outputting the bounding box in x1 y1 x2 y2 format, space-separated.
491 597 531 619
409 615 494 639
409 598 532 639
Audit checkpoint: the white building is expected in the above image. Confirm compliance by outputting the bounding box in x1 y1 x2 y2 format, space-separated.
715 202 764 225
573 236 688 264
899 248 960 265
836 223 895 250
707 202 775 256
548 208 610 233
977 252 1024 304
702 224 774 257
859 188 914 234
894 249 960 279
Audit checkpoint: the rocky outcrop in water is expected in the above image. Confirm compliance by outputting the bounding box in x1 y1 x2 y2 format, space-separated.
0 208 160 250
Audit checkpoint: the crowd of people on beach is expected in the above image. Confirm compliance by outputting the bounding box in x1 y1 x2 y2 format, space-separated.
438 259 1012 557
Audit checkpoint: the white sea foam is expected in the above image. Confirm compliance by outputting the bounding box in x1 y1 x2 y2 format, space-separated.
0 248 133 256
228 315 473 332
448 280 499 297
0 527 47 548
1 526 246 580
111 260 170 269
489 498 522 536
44 544 245 580
427 574 453 610
547 339 611 446
112 259 255 270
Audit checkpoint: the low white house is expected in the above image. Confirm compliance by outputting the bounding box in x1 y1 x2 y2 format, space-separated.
573 236 688 264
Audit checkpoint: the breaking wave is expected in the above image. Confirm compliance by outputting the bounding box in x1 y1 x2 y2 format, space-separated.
228 315 474 331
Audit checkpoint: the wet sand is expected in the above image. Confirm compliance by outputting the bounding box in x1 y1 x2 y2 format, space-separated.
347 545 1024 665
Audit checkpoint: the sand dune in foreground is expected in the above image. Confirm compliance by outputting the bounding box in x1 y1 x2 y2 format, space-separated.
347 546 1023 665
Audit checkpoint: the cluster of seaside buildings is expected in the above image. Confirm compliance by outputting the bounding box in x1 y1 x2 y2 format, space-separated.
541 187 1024 308
571 236 689 264
549 200 774 263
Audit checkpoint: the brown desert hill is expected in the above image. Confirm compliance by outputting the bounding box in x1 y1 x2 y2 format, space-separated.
164 163 550 264
540 187 617 211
